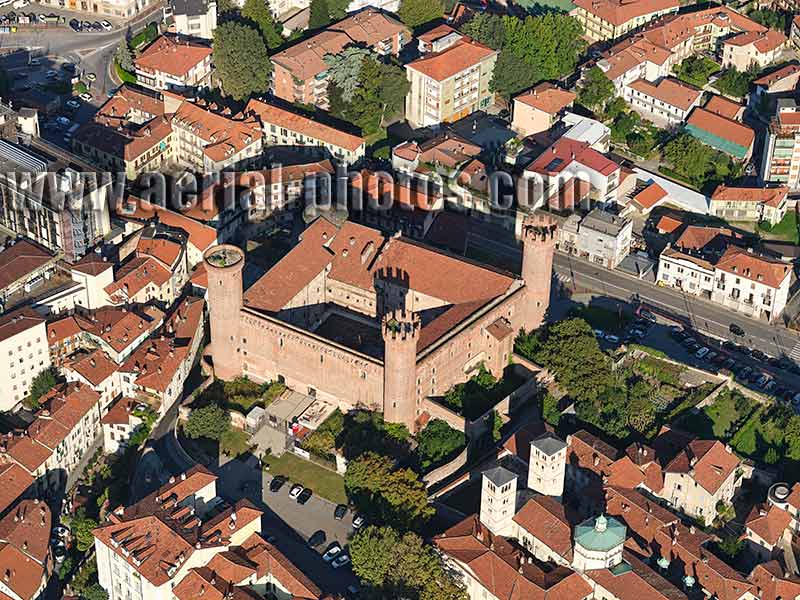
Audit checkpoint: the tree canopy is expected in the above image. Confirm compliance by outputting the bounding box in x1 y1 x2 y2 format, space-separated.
345 452 434 531
577 66 615 112
714 66 758 98
350 526 467 600
460 12 505 50
662 133 741 190
24 367 62 410
398 0 444 30
184 404 231 440
308 0 332 28
70 508 99 553
415 419 465 470
213 21 272 100
241 0 284 49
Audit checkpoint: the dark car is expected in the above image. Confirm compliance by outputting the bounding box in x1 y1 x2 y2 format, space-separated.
269 476 287 493
308 529 326 548
729 323 745 337
69 18 80 30
334 504 348 520
752 349 767 362
297 488 313 505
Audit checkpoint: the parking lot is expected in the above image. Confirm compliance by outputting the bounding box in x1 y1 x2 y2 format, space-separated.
592 303 800 409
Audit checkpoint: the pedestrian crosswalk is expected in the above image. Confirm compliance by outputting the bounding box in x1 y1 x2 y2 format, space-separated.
790 341 800 362
555 273 572 284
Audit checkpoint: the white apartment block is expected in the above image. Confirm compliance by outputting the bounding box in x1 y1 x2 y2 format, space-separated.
657 248 716 297
558 209 633 269
0 308 50 412
624 77 702 125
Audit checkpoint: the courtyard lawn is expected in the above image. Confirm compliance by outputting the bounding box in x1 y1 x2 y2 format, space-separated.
759 211 799 244
729 404 789 463
675 388 756 440
265 451 347 505
673 56 720 88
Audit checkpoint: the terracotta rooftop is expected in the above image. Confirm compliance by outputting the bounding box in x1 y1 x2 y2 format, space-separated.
723 29 786 53
704 95 743 120
245 98 364 152
239 533 322 598
0 463 34 516
101 397 139 425
96 84 165 124
744 503 792 546
512 495 574 561
664 440 740 494
749 561 800 600
628 77 701 110
587 550 688 600
753 63 800 87
686 108 755 152
71 252 113 277
134 34 212 78
711 184 789 208
515 83 576 115
173 100 262 164
0 240 55 293
632 182 668 210
527 137 619 177
118 198 218 253
573 0 678 26
0 307 45 344
716 246 791 289
66 349 119 386
407 36 497 81
655 215 683 233
105 256 172 302
75 304 165 354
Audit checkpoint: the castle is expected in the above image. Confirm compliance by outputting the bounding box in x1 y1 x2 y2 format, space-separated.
204 213 557 431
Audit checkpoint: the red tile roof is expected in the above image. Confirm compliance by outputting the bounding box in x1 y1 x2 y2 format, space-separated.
711 184 789 208
573 0 678 26
686 108 755 151
118 198 218 253
101 397 138 425
515 83 576 115
406 37 497 81
66 349 119 386
512 495 574 561
744 504 792 546
105 256 172 301
172 100 262 163
587 551 688 600
134 35 212 78
664 440 740 494
0 307 45 344
527 138 619 177
628 77 701 111
716 246 791 289
704 95 743 120
0 240 54 293
723 29 786 53
632 182 668 210
749 561 800 600
0 463 34 517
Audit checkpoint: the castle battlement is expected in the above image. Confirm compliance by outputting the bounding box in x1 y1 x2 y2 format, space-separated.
521 213 558 244
381 308 421 341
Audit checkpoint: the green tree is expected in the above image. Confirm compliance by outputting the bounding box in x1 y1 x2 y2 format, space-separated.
217 0 237 12
714 66 758 98
716 535 744 559
577 66 615 112
460 13 505 49
70 509 99 553
350 526 468 600
213 21 272 100
114 42 134 73
610 111 638 142
541 393 561 427
82 585 109 600
416 419 465 469
308 0 332 28
345 452 434 531
627 380 657 434
491 410 503 442
748 8 787 30
184 404 231 440
626 128 658 157
385 422 411 442
241 0 284 49
784 415 800 460
490 50 539 100
25 367 62 410
324 47 372 102
398 0 443 29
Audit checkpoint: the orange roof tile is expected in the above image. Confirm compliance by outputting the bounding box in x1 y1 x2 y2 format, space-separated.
628 77 701 110
105 256 172 301
515 83 576 115
406 37 497 81
101 397 138 425
664 440 740 494
134 35 212 78
686 108 755 151
744 504 792 545
0 240 54 293
573 0 678 26
66 349 118 386
711 184 788 208
512 495 574 561
632 182 668 210
0 463 34 516
704 95 743 120
172 100 262 163
118 198 218 252
716 246 791 289
0 308 45 344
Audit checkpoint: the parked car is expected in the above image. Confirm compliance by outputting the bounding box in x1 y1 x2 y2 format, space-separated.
695 347 710 359
81 20 90 29
605 334 620 344
80 92 92 102
752 349 767 362
723 358 736 370
704 351 717 362
638 308 657 322
307 529 326 548
332 554 351 569
352 514 365 529
334 504 347 520
682 337 696 347
65 99 80 110
55 116 71 128
297 488 313 505
593 329 605 339
323 543 342 562
69 18 80 30
288 484 303 499
269 476 286 493
29 57 40 66
100 19 112 30
86 72 96 81
756 374 769 388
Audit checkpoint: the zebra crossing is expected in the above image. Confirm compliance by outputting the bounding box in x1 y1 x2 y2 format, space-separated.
789 340 800 362
555 273 572 284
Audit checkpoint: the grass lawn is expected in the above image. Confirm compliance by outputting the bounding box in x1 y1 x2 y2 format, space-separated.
729 405 786 462
759 211 799 244
676 388 755 439
265 451 347 504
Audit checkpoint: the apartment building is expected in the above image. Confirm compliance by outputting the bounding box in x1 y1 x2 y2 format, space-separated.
711 246 792 322
761 98 800 190
64 348 122 412
172 99 263 172
245 99 365 164
571 0 679 42
0 382 102 492
0 499 53 600
624 77 702 125
721 29 787 71
134 35 213 93
270 8 409 109
118 296 204 415
709 184 789 226
512 83 576 137
743 503 792 563
686 107 755 160
0 239 58 311
405 28 498 128
658 246 716 296
164 0 217 39
0 308 50 412
0 141 112 262
101 397 143 454
558 208 633 269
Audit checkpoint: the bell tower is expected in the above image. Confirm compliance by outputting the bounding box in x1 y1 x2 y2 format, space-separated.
520 213 558 333
382 308 420 431
203 244 245 381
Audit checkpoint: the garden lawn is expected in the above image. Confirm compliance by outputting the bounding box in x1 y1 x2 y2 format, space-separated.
266 451 347 504
759 211 799 244
676 388 755 439
674 56 720 88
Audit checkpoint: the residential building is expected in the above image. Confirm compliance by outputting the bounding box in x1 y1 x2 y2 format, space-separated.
705 94 745 121
721 29 787 71
134 35 213 93
0 239 58 312
525 137 621 206
0 383 102 492
171 99 263 172
571 0 679 41
792 14 800 50
101 397 144 454
752 63 800 99
0 307 50 412
557 208 633 269
624 77 702 125
270 9 410 109
761 97 800 190
512 83 576 137
73 85 173 180
245 99 365 164
118 295 205 415
63 348 122 412
709 184 789 225
0 141 112 262
68 252 115 311
743 503 792 563
405 28 498 128
685 107 755 160
0 499 53 600
164 0 217 39
711 246 792 322
658 247 716 297
0 463 34 517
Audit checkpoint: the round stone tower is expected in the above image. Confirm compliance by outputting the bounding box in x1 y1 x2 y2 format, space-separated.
520 213 558 333
203 244 245 381
382 308 420 432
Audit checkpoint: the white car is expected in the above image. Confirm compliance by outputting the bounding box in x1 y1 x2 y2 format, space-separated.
66 99 80 110
288 484 303 499
695 347 709 359
352 514 365 529
331 554 350 569
80 92 93 102
322 543 342 562
605 334 620 344
593 329 605 339
86 72 96 81
100 19 112 30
